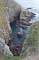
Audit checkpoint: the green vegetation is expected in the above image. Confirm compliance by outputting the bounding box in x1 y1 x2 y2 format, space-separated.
27 22 39 48
21 21 39 57
5 55 22 60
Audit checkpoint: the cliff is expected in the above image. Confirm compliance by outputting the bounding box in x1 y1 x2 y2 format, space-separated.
0 0 35 56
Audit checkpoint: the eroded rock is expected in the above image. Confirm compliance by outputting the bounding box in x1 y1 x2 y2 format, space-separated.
0 37 13 56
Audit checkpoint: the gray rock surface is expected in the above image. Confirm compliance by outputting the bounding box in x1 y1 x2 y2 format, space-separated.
4 44 13 56
0 37 13 56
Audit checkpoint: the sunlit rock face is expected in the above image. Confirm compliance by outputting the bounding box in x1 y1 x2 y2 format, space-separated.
0 8 11 44
0 0 11 44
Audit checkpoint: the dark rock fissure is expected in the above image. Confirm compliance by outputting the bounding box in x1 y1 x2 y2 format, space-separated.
8 20 26 56
7 10 36 56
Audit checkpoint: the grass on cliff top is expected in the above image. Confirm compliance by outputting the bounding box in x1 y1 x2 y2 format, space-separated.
5 55 22 60
0 55 22 60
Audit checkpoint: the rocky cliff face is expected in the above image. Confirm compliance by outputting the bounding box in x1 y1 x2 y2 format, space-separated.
0 0 35 56
0 0 20 44
7 8 35 56
0 0 21 43
0 8 11 44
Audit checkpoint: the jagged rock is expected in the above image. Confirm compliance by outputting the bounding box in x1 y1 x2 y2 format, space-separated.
7 40 22 56
0 37 13 56
20 9 35 23
20 9 31 20
0 38 5 54
8 8 34 56
4 44 13 56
